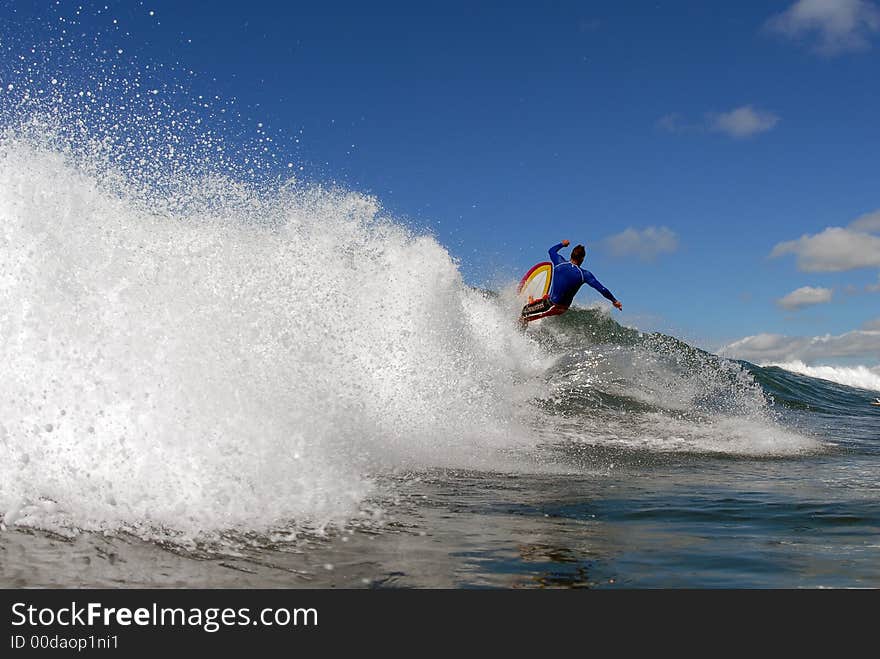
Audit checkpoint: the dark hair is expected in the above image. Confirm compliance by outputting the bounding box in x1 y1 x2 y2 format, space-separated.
571 244 586 263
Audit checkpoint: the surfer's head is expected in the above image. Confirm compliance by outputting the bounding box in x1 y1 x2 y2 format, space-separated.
571 244 586 265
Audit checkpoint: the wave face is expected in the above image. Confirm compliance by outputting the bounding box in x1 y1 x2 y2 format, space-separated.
764 361 880 394
518 307 823 457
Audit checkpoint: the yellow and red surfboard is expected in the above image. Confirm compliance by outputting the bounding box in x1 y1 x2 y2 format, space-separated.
517 261 552 303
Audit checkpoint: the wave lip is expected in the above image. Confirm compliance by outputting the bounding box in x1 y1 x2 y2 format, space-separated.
0 134 544 541
765 361 880 393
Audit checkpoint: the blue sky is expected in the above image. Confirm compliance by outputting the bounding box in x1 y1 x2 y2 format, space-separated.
2 0 879 364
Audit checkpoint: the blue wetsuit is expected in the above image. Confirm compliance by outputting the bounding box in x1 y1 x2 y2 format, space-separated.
547 242 617 307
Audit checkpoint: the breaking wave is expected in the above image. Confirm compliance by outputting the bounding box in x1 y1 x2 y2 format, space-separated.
765 361 880 394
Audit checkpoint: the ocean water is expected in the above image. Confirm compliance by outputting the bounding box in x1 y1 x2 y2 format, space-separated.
1 16 879 588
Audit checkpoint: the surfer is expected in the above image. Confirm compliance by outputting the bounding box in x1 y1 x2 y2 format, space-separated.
520 240 622 323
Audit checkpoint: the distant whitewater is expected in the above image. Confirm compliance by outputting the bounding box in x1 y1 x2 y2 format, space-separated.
765 361 880 394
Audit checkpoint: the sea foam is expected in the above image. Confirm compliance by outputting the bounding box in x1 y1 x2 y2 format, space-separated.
767 361 880 394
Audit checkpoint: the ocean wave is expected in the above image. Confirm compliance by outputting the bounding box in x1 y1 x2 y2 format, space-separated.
0 132 545 539
0 124 828 543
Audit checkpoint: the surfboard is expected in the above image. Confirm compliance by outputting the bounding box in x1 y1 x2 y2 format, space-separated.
517 261 553 303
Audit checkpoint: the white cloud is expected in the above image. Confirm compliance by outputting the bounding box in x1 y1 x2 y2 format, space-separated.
719 327 880 363
850 209 880 232
770 226 880 271
765 0 880 55
603 226 679 261
863 317 880 330
658 106 779 139
776 286 833 309
772 209 880 273
708 106 780 139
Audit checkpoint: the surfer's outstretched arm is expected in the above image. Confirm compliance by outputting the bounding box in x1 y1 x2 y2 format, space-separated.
583 270 622 310
548 239 570 265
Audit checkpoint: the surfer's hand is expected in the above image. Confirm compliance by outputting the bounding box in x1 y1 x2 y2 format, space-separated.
613 300 622 311
561 239 570 247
